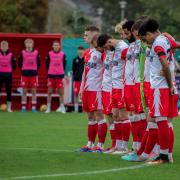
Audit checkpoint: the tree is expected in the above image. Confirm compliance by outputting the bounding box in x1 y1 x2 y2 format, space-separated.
0 0 48 33
89 0 180 38
139 0 180 39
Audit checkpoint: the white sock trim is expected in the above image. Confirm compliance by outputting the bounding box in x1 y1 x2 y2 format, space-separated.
140 113 146 120
98 119 107 125
32 101 37 104
134 114 141 122
114 121 122 124
148 122 158 129
122 119 130 124
160 149 169 155
155 117 167 122
88 120 97 125
128 115 134 122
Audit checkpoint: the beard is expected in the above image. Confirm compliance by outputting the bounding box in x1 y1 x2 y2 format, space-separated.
128 35 136 43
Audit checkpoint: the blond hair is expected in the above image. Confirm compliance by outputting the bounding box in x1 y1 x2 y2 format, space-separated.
114 19 127 33
24 38 34 44
0 40 8 46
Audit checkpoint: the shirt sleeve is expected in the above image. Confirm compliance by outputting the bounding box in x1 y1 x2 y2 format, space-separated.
163 32 177 49
154 45 167 60
121 48 128 60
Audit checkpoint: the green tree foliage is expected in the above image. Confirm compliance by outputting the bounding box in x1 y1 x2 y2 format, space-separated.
0 0 48 33
139 0 180 39
90 0 180 38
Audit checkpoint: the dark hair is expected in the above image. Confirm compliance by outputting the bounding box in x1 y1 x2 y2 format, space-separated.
78 46 85 50
135 15 149 21
85 25 100 32
122 20 134 31
138 18 159 36
97 34 112 47
131 19 144 32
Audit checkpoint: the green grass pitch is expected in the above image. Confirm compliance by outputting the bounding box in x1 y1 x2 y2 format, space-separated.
0 112 180 180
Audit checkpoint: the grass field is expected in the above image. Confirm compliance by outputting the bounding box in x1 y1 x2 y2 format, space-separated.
0 112 180 180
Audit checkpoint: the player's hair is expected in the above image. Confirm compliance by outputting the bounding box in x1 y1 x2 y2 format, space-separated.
84 25 100 32
114 19 127 32
0 40 8 45
97 34 112 47
135 15 149 21
24 38 34 44
131 19 144 32
53 40 60 44
78 46 85 50
122 20 134 31
91 34 100 48
138 18 159 36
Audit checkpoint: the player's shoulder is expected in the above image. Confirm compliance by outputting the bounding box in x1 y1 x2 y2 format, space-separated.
118 40 129 48
91 48 103 60
83 48 91 55
162 32 177 49
33 49 39 53
153 34 169 48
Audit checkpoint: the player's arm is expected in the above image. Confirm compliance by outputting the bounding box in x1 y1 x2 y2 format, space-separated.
154 46 173 94
18 52 23 68
176 41 180 49
79 67 85 98
72 58 76 75
63 54 66 71
37 53 40 69
11 54 16 71
45 54 50 71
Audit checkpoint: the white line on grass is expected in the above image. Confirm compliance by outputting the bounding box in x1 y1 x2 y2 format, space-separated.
0 164 150 179
0 148 151 179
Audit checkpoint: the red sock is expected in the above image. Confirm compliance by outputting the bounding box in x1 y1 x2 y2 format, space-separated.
131 121 138 142
115 121 123 141
137 130 148 156
88 121 98 142
144 128 158 154
110 124 116 147
168 123 174 154
97 120 108 144
137 119 147 143
122 120 131 142
157 120 170 153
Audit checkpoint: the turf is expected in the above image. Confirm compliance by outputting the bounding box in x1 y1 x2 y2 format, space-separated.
0 112 180 180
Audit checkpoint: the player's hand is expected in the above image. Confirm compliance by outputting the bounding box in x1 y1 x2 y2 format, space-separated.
146 112 151 122
79 91 82 100
170 86 175 95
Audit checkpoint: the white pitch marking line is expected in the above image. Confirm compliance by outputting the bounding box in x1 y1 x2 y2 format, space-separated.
0 147 151 179
0 164 150 179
